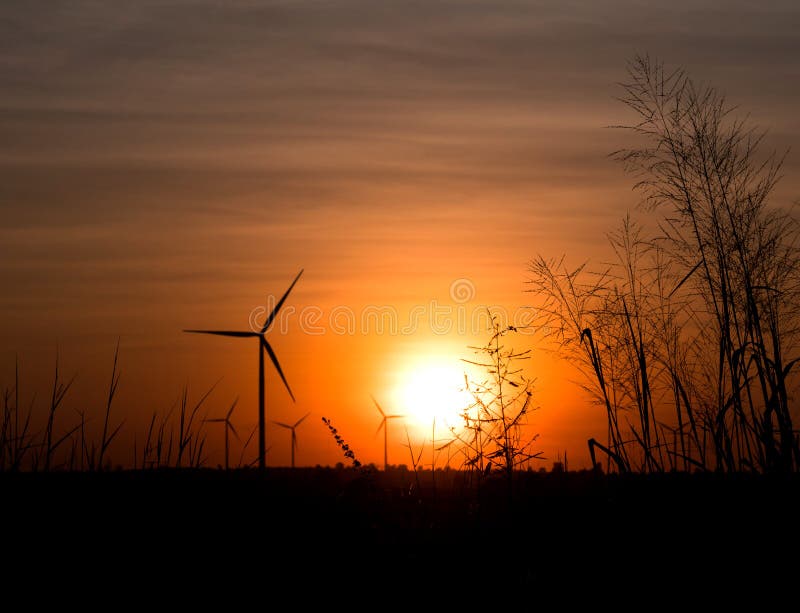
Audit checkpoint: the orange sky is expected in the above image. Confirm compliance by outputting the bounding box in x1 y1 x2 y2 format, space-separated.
2 1 800 469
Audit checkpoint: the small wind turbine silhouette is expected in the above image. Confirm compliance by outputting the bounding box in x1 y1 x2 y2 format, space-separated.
184 269 303 470
272 412 310 469
371 395 404 471
204 398 239 471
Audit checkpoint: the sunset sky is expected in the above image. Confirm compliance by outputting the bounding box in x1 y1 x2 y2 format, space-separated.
2 1 799 469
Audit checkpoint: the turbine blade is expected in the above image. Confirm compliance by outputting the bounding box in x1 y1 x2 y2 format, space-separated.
227 422 240 441
387 414 405 419
261 269 304 333
375 418 386 436
226 397 239 419
273 421 292 429
294 412 311 428
262 339 295 401
203 418 225 423
370 395 385 417
183 330 258 338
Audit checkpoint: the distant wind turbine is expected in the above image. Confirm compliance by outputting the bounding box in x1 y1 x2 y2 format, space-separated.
273 412 310 469
371 395 404 471
204 398 239 471
184 269 303 470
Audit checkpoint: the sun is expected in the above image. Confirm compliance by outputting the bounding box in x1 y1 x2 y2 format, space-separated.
395 362 473 433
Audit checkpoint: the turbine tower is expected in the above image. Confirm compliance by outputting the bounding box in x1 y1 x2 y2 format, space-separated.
204 397 239 470
185 269 303 469
372 395 404 471
273 412 310 468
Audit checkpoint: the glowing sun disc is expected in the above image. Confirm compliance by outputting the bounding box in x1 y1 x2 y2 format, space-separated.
397 363 472 431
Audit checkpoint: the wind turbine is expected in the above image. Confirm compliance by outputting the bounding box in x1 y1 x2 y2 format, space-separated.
371 395 404 471
184 269 303 470
204 398 239 471
272 412 310 469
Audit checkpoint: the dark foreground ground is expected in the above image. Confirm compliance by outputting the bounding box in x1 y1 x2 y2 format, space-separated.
2 468 798 599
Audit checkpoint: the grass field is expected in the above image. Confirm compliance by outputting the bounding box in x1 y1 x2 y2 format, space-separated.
3 468 797 594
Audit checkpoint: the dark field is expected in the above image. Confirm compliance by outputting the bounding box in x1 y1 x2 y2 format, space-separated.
3 469 798 595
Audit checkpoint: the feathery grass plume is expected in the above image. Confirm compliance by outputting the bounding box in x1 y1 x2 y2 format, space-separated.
321 417 362 468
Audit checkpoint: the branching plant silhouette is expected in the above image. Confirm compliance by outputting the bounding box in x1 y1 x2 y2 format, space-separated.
450 313 542 499
529 55 800 473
